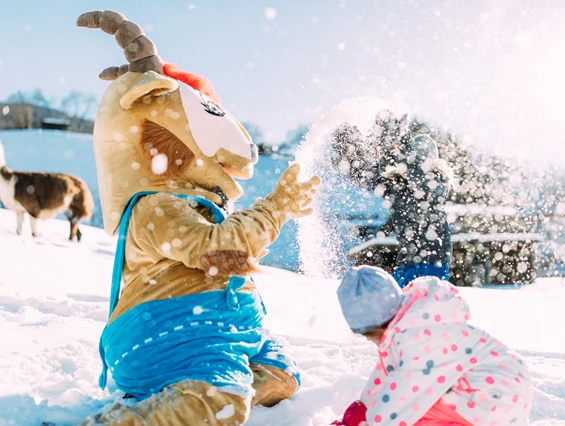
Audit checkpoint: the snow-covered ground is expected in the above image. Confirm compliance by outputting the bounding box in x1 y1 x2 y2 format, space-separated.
0 209 564 425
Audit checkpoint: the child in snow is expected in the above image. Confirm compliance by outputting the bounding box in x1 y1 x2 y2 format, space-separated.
77 10 321 426
332 131 533 426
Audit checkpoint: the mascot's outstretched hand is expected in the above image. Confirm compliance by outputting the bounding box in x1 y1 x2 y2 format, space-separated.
266 163 321 221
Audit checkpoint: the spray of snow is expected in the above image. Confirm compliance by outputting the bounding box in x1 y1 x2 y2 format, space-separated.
294 97 408 278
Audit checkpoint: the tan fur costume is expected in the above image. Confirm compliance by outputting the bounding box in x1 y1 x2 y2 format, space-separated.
77 10 320 426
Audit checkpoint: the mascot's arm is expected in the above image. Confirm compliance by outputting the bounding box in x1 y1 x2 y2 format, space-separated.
128 194 289 276
130 165 319 276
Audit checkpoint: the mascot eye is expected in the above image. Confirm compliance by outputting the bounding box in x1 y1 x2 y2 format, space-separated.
200 93 225 117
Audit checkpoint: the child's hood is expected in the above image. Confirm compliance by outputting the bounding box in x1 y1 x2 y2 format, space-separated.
380 276 471 348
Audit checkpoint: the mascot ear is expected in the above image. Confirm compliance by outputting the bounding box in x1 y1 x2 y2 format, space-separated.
120 71 179 109
139 119 195 177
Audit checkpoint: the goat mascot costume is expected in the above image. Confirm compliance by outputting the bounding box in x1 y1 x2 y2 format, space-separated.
77 10 321 426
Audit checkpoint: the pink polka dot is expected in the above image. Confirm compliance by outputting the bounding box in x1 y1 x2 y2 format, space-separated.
415 334 422 341
412 403 420 411
404 371 412 378
473 417 481 424
394 326 401 333
376 364 382 371
400 422 407 426
399 350 403 357
451 311 458 319
367 389 372 396
456 364 463 372
399 396 407 404
501 379 509 387
464 313 470 320
423 329 431 336
479 394 488 403
486 376 495 385
470 357 478 364
424 345 431 353
462 330 469 337
374 378 381 386
374 415 382 423
451 344 458 351
490 405 497 412
434 294 440 300
442 332 450 340
434 314 442 322
437 375 446 384
390 382 397 390
512 394 519 402
467 401 475 409
504 407 511 414
491 350 499 356
426 388 434 395
413 356 420 361
381 351 388 358
498 362 507 369
408 317 416 326
480 337 488 343
442 348 448 355
412 385 419 393
514 377 520 383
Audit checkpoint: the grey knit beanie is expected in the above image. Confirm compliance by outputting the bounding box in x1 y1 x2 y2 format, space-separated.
337 266 403 334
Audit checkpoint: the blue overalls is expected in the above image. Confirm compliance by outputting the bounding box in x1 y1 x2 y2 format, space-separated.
98 192 300 400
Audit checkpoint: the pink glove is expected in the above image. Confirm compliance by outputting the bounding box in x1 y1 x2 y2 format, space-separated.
343 400 368 426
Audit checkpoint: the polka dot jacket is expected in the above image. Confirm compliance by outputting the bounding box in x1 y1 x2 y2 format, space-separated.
360 276 533 426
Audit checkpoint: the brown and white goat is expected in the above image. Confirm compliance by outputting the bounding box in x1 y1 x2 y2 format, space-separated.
0 142 94 241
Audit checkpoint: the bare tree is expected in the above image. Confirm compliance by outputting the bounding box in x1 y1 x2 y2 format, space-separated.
7 89 52 108
1 103 33 129
60 91 98 132
4 89 49 129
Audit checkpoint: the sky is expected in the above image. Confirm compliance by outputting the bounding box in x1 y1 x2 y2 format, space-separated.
1 0 565 163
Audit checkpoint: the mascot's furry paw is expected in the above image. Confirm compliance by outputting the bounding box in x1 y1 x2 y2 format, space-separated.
266 164 321 221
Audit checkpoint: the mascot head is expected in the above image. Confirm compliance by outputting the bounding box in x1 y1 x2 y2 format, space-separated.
77 10 258 234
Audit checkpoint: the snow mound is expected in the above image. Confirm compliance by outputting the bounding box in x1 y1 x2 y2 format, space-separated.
0 209 563 425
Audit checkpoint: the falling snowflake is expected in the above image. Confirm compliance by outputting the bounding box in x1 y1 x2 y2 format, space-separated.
151 153 168 175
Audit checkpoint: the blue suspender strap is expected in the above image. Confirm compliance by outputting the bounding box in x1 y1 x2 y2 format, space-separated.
189 195 227 224
107 191 228 319
108 191 157 319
